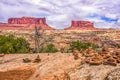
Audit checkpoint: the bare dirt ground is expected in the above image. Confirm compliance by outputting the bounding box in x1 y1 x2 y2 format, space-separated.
0 53 120 80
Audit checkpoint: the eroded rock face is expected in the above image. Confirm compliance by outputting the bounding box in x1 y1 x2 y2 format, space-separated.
0 17 55 30
65 20 97 30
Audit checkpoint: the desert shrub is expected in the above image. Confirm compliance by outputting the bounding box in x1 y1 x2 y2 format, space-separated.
69 40 99 52
60 47 65 53
0 35 30 53
39 44 58 53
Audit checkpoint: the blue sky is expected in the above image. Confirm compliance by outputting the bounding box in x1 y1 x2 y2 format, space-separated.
0 0 120 29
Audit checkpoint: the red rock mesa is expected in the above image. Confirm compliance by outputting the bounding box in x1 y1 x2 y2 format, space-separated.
0 17 55 30
64 20 97 30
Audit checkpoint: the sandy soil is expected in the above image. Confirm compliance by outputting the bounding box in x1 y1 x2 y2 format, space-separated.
0 53 120 80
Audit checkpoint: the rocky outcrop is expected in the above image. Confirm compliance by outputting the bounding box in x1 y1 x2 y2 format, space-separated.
65 20 97 30
0 17 55 30
82 45 120 66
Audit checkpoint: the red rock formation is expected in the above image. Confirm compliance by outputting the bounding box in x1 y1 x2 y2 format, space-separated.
0 17 55 30
64 20 97 30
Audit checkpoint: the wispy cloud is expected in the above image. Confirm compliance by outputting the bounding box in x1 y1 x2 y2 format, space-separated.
0 0 120 29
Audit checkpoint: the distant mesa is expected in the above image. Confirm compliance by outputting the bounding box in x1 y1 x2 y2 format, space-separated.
0 17 55 30
0 17 103 30
8 17 46 24
64 20 98 30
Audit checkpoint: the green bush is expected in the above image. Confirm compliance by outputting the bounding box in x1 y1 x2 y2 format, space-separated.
69 40 99 52
0 35 30 54
39 44 58 53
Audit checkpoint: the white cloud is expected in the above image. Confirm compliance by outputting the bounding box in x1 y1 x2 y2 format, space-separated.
31 0 41 4
105 14 117 19
47 14 67 21
95 22 120 29
81 6 97 12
